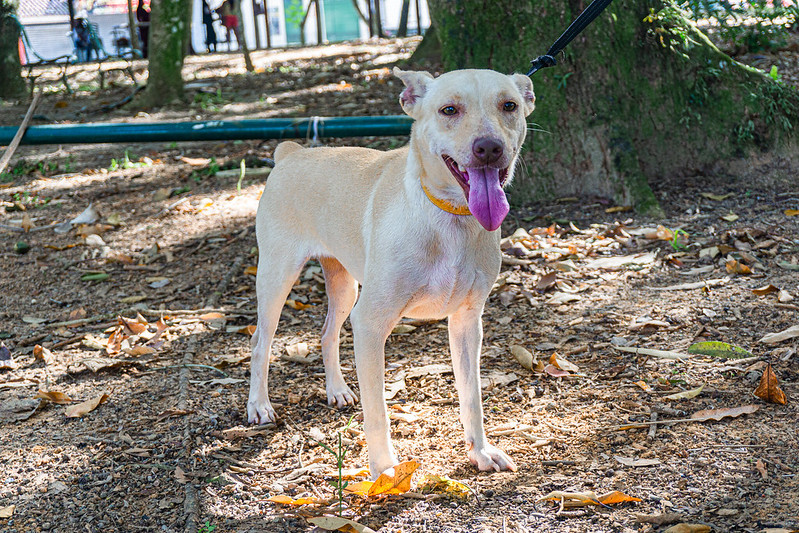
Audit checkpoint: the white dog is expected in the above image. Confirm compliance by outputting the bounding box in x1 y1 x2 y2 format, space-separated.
248 67 535 477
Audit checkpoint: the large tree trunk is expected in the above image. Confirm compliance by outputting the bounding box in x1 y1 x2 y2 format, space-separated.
0 2 26 99
428 0 799 214
139 0 192 105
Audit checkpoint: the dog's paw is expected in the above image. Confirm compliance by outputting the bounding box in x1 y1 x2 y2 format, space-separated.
326 382 359 409
468 444 517 473
247 398 277 425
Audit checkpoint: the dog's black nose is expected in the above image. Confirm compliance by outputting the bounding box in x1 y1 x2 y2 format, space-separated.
472 137 503 164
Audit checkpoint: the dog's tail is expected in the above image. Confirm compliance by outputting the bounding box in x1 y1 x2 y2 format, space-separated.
274 141 304 164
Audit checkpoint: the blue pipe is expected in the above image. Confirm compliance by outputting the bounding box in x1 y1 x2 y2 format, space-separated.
0 116 414 146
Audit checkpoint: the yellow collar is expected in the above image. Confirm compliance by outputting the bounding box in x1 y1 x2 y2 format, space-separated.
421 182 471 216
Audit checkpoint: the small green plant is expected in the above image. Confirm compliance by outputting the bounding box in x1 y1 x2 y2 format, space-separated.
197 521 216 533
190 157 220 183
193 89 226 111
769 65 782 83
10 191 51 209
670 228 689 251
553 72 573 91
109 150 151 172
316 415 356 517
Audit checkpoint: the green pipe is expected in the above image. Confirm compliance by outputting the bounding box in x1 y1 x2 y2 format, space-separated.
0 116 414 146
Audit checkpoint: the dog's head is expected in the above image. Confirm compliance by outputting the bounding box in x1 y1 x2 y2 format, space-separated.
394 67 535 231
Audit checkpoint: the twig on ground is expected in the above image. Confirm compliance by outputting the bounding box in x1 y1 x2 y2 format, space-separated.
0 91 41 174
647 412 658 441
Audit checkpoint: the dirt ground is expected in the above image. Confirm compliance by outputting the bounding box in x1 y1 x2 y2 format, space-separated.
1 38 798 533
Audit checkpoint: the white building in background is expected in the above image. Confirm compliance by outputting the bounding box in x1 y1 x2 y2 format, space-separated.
190 0 429 53
18 0 429 64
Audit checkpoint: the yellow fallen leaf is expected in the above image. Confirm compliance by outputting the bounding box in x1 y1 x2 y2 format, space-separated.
785 209 799 217
265 494 318 506
598 490 643 505
199 312 225 321
663 384 704 401
538 490 601 505
345 460 420 497
237 325 257 335
285 299 311 310
419 475 472 500
65 393 109 418
323 466 370 480
725 260 751 275
244 266 258 276
35 390 73 404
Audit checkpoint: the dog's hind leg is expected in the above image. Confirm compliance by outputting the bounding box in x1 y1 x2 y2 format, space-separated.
247 245 307 425
319 257 359 408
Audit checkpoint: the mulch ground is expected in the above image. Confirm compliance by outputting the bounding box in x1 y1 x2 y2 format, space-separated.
1 38 798 533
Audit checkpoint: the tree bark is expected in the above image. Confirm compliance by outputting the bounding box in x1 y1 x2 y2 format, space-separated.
397 0 410 37
235 0 254 71
0 3 26 99
428 0 799 214
139 0 192 105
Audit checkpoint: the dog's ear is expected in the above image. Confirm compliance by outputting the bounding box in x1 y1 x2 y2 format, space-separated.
393 67 434 117
511 73 536 116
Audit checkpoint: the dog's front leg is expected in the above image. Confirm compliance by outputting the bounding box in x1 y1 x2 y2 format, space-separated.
350 299 399 479
449 306 517 472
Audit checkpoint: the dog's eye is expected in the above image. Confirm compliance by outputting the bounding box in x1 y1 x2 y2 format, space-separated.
502 101 518 112
440 105 458 116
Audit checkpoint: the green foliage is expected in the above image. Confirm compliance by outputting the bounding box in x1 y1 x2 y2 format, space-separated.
197 521 216 533
680 0 798 52
670 228 690 251
192 88 226 111
108 150 151 172
316 415 356 517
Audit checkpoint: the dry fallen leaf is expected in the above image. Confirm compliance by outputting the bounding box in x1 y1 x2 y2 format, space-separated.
510 345 536 371
543 364 571 378
549 352 579 373
285 299 311 311
323 466 370 480
345 460 420 497
690 404 758 422
725 259 752 275
307 516 376 533
419 475 472 500
663 524 711 533
0 505 15 518
35 390 73 404
265 494 318 506
65 393 109 418
760 325 799 344
752 284 780 296
663 384 704 401
687 341 752 359
755 459 768 480
614 456 661 467
244 265 258 276
174 466 189 484
754 363 787 405
33 344 55 365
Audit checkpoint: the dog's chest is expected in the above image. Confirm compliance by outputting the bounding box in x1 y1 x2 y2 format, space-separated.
401 236 494 320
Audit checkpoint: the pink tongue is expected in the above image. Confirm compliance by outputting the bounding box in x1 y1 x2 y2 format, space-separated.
466 167 508 231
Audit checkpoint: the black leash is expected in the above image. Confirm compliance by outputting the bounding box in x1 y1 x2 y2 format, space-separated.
527 0 614 76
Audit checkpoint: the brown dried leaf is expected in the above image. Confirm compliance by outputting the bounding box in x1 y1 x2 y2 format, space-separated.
725 260 751 275
689 404 758 422
174 466 188 484
35 390 73 404
663 525 711 533
536 271 558 292
754 363 787 405
266 494 318 506
65 393 109 418
597 490 643 505
307 516 376 532
752 284 780 296
33 344 55 365
549 352 579 373
119 315 148 335
755 459 768 480
543 364 571 378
